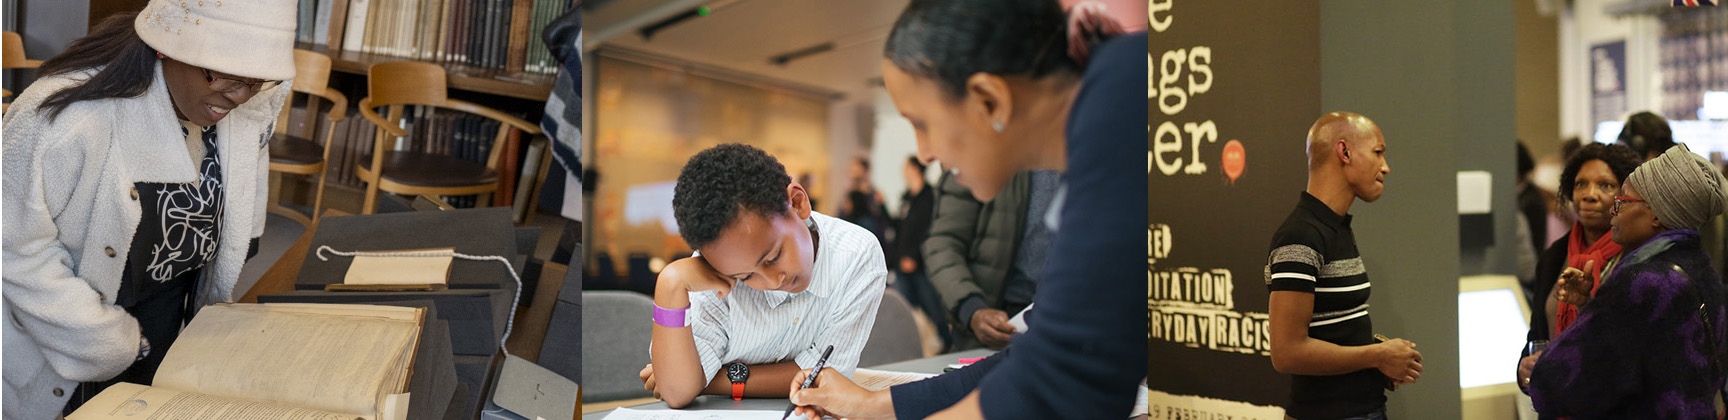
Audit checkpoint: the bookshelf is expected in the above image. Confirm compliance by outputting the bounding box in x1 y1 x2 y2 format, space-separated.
296 41 555 102
83 0 562 101
276 0 570 216
80 0 566 218
1658 7 1728 122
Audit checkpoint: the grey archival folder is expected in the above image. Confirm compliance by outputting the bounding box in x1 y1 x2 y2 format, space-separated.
482 354 578 420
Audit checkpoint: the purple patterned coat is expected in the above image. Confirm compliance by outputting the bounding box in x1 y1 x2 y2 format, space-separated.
1531 229 1728 419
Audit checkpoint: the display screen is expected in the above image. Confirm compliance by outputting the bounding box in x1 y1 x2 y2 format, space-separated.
1458 288 1529 389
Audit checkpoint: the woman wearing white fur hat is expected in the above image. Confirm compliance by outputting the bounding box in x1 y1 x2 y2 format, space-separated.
1 0 296 417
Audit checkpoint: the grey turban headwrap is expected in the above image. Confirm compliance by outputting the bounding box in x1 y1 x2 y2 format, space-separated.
1626 144 1728 231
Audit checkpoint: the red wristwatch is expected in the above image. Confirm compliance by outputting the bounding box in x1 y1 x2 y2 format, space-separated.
726 362 749 401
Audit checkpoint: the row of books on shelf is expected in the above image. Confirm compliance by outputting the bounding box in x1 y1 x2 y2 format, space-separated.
1658 6 1728 120
295 0 572 74
288 104 549 215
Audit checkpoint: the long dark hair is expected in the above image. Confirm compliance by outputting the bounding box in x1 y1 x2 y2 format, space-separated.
37 11 160 121
883 0 1080 99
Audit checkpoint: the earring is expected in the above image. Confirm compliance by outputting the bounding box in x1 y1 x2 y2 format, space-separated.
992 121 1004 133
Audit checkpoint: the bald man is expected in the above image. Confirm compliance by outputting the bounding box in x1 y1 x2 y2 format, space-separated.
1264 112 1421 420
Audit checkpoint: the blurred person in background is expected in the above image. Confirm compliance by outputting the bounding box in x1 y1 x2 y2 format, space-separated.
891 155 950 349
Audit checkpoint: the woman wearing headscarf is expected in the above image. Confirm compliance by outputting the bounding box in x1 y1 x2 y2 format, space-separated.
1529 144 1728 419
2 0 294 416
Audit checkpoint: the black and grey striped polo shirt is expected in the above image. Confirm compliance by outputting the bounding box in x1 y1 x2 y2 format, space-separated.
1265 192 1384 419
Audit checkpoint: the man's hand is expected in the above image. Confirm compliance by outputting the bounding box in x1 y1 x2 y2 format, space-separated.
1556 260 1597 307
971 308 1017 348
1373 338 1423 384
661 256 739 299
1517 351 1542 388
788 368 894 420
639 364 661 400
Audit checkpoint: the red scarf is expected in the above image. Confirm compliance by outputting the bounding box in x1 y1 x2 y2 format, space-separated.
1553 223 1622 336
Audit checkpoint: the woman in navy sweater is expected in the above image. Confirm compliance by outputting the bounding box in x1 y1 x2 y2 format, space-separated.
785 0 1147 418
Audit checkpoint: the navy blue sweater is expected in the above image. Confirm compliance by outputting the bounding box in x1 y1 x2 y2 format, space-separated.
888 32 1149 419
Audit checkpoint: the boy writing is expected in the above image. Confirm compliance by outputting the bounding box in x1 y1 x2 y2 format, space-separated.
640 144 887 408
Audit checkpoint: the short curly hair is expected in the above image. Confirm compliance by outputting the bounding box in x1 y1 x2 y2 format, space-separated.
1558 142 1641 205
673 144 794 249
1617 111 1674 158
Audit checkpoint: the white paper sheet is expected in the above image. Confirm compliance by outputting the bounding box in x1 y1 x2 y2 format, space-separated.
1008 303 1034 333
601 408 786 420
851 368 939 392
1134 385 1150 418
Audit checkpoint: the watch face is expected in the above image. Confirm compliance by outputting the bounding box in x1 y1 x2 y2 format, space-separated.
727 363 749 382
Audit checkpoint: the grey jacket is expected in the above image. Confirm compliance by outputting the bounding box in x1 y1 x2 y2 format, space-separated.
922 171 1032 324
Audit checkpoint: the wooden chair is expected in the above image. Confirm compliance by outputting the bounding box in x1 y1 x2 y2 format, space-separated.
3 31 42 69
3 31 42 115
355 61 541 214
520 135 557 223
412 194 457 211
269 49 348 227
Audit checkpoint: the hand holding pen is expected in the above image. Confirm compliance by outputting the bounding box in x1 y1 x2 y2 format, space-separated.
784 345 834 420
786 352 897 420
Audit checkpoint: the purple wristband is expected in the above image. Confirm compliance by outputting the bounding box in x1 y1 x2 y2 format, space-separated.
653 304 688 328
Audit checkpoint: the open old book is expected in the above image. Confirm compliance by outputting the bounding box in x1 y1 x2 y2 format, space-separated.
67 303 426 420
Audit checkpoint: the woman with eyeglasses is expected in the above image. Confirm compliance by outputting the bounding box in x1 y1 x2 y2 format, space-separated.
1 0 295 416
1513 143 1640 406
1528 144 1728 419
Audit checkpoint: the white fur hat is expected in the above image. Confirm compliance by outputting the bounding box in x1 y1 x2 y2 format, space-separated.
134 0 297 81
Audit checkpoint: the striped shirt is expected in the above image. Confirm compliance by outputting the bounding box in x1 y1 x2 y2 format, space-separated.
1265 192 1384 419
685 212 887 386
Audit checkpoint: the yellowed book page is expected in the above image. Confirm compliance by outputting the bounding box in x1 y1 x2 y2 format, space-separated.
342 248 455 285
239 302 422 321
378 393 410 420
65 382 367 420
850 368 939 392
238 303 423 409
376 330 418 411
153 304 419 416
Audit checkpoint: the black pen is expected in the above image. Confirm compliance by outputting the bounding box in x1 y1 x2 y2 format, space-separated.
783 345 835 420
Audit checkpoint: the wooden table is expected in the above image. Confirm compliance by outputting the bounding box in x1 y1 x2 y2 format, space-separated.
582 349 998 419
